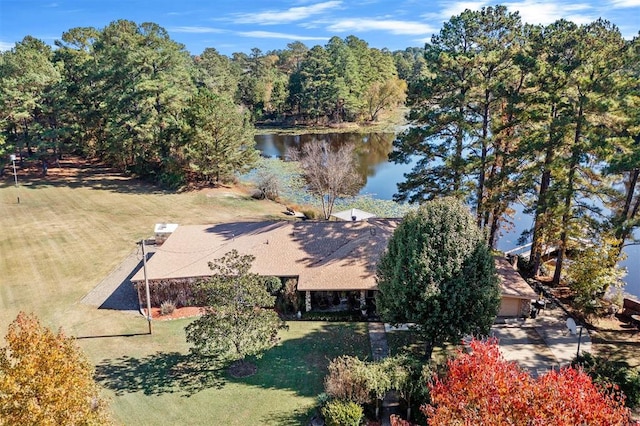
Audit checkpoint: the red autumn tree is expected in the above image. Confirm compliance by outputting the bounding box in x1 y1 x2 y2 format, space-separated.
421 338 631 426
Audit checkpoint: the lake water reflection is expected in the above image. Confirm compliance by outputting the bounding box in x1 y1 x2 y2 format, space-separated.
255 133 416 200
255 132 638 298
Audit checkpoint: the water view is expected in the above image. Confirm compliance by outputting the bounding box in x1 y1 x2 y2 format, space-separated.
255 132 639 299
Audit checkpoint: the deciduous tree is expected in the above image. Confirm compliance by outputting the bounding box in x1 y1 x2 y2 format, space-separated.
324 355 370 405
185 250 287 365
364 77 407 122
376 197 500 359
564 234 627 316
423 339 630 425
0 312 109 425
290 140 363 219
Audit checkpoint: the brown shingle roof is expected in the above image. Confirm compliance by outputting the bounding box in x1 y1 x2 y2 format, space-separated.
132 221 535 297
495 257 538 299
132 219 399 291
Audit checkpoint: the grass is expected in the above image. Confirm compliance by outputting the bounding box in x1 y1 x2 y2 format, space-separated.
386 329 457 365
0 158 283 333
81 320 369 425
0 158 374 425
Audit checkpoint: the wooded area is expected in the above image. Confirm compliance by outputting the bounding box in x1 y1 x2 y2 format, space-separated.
391 7 639 298
0 21 408 187
0 6 638 302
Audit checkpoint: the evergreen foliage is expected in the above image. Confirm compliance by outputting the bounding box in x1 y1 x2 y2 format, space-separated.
184 89 258 184
376 197 501 359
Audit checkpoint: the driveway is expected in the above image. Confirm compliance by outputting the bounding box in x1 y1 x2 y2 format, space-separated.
492 304 591 376
81 245 157 314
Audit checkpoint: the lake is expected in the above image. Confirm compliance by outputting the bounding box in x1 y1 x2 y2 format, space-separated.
255 132 639 299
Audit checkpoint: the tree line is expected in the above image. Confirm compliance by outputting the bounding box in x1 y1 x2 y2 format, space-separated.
0 21 411 186
1 8 638 302
392 6 639 303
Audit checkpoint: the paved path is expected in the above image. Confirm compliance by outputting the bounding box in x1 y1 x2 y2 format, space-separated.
368 321 389 361
81 245 156 314
368 322 400 426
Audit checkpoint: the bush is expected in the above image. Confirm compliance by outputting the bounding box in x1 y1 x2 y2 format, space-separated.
254 169 280 200
283 278 301 314
301 311 363 321
301 209 319 220
160 300 176 316
325 356 370 404
156 171 185 190
574 352 640 408
321 400 363 426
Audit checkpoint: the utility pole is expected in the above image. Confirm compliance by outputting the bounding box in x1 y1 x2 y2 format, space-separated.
10 154 18 187
141 239 153 334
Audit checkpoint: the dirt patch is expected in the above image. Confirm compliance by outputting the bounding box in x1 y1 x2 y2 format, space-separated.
228 360 257 378
145 306 205 321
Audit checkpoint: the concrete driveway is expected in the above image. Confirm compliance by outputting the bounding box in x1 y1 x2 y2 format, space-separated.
492 304 591 376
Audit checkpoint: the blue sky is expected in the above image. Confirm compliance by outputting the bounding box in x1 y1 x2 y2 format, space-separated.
0 0 638 55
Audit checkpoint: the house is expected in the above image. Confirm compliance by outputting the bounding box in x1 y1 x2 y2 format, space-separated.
131 220 536 317
495 257 538 316
131 220 397 311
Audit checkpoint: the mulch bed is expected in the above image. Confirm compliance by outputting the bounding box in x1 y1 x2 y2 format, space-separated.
143 306 206 321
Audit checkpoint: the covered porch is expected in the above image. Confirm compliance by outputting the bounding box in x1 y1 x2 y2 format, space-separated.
302 289 376 314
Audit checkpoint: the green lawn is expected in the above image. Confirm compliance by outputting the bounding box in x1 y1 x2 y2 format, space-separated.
81 320 370 425
1 160 373 425
0 160 283 333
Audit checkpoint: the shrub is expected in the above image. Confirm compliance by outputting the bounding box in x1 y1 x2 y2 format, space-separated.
321 400 363 426
302 311 363 321
283 278 301 314
574 352 640 408
254 169 280 200
262 276 282 294
325 356 370 404
160 300 176 316
157 171 185 190
301 209 318 220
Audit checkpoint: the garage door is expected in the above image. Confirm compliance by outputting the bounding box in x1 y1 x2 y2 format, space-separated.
498 297 520 317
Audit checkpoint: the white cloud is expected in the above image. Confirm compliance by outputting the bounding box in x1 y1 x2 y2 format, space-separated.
439 1 489 19
433 1 597 26
503 0 595 25
608 0 640 7
169 26 225 34
0 41 14 51
233 1 342 25
237 31 329 41
413 36 432 46
166 11 193 16
327 18 437 35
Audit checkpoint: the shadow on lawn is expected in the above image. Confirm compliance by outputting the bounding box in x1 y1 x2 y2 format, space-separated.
95 322 369 399
230 322 370 397
260 407 315 426
95 352 225 397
